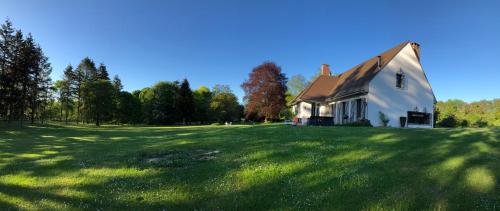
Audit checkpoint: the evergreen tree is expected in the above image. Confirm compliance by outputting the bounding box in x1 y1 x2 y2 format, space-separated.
62 65 75 123
0 19 53 124
97 63 109 80
111 75 123 123
75 57 97 123
178 79 195 124
112 75 123 91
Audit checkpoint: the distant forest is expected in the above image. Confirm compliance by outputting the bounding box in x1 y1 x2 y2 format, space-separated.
0 19 498 127
435 99 499 127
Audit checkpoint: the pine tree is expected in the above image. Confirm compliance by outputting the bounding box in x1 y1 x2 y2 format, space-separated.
0 20 53 124
75 57 97 123
97 63 109 80
178 79 195 124
60 65 75 123
0 19 15 120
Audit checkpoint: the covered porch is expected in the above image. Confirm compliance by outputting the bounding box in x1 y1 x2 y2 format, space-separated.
293 96 368 126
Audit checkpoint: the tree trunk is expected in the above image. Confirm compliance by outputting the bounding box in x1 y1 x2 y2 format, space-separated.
60 101 63 121
76 94 81 124
96 112 100 126
65 105 69 124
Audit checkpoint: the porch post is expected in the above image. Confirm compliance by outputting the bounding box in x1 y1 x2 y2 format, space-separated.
348 100 352 123
336 102 340 124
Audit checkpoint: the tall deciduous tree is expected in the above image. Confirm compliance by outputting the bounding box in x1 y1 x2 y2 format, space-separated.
287 74 308 97
241 62 288 121
139 87 155 124
86 80 115 126
210 85 240 122
116 91 142 124
151 81 180 124
193 86 212 123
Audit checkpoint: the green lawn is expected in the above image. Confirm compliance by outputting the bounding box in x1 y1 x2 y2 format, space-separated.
0 124 499 210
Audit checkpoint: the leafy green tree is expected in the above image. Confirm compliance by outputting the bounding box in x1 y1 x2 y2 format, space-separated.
139 87 155 124
116 91 142 124
286 74 308 97
151 81 180 124
55 65 76 123
210 85 240 122
193 86 212 123
84 80 115 126
436 99 498 127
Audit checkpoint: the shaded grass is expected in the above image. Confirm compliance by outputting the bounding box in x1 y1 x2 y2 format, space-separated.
0 124 499 210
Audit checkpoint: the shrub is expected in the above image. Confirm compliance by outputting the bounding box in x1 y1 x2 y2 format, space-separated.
438 115 458 127
460 119 469 127
472 119 488 128
343 119 373 127
378 111 390 127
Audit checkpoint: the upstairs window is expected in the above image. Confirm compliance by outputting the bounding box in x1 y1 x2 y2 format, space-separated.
396 70 405 89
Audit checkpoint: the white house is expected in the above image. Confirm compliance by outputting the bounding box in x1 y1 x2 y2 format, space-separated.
290 41 436 128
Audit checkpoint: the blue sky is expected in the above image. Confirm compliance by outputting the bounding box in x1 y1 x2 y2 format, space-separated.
1 0 499 102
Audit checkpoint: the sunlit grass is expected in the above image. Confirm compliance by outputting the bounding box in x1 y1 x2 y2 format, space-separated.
0 124 498 210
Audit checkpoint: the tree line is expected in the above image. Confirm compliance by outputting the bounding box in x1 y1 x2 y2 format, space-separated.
4 19 495 127
53 58 245 125
435 99 499 127
0 19 294 126
0 19 247 126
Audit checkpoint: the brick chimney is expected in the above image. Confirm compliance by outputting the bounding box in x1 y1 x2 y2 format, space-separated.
411 42 421 61
320 64 330 76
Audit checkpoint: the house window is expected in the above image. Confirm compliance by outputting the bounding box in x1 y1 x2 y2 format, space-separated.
341 102 348 123
396 70 405 89
311 103 316 117
356 99 362 120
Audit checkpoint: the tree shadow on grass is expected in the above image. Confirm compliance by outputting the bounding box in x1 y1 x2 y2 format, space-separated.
0 124 499 209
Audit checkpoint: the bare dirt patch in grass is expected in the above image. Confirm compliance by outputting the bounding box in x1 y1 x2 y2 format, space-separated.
137 149 221 168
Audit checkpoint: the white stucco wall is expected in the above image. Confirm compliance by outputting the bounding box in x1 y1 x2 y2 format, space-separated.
367 44 435 127
293 102 331 118
294 102 311 118
319 104 330 116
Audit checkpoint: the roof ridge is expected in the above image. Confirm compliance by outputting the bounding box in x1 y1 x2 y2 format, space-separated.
290 41 412 105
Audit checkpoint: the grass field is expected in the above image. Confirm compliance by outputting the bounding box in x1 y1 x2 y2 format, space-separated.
0 124 499 210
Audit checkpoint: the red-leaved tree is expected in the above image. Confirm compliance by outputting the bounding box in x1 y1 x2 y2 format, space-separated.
241 62 287 121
